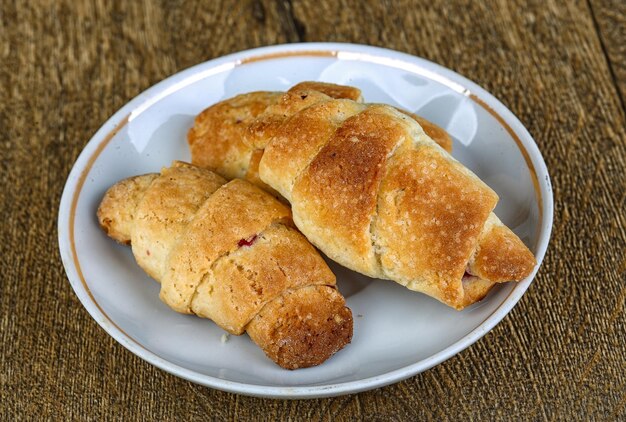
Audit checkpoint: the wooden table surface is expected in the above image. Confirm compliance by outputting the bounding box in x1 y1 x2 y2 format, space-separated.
2 0 625 420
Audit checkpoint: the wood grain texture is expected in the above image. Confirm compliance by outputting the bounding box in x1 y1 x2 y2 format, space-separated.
1 0 625 420
589 0 626 113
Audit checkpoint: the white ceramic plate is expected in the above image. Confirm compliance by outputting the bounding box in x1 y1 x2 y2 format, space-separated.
58 43 553 398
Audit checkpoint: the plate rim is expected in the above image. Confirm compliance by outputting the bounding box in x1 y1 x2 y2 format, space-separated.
57 42 554 398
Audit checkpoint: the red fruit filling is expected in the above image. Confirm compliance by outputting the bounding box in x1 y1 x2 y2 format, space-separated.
237 234 258 248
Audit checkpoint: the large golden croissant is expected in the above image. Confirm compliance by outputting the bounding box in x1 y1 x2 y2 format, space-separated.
97 161 352 369
189 82 537 310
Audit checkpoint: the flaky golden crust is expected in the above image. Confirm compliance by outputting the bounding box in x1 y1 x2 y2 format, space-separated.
395 109 453 153
189 221 334 334
375 142 499 308
189 83 537 309
469 218 537 283
292 106 411 278
247 285 353 370
246 89 333 150
459 276 497 308
188 91 281 179
411 115 453 153
188 83 452 187
97 162 352 368
97 174 157 245
161 177 291 313
133 163 226 280
244 148 279 197
260 99 365 201
291 81 363 101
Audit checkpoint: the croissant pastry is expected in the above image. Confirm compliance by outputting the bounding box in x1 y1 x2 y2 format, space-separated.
189 81 452 194
97 161 352 369
189 82 537 310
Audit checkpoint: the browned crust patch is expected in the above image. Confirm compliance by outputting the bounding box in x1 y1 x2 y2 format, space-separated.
188 91 280 179
375 145 499 308
260 99 365 199
292 106 409 277
246 90 332 150
471 225 537 282
411 115 453 153
247 285 353 370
